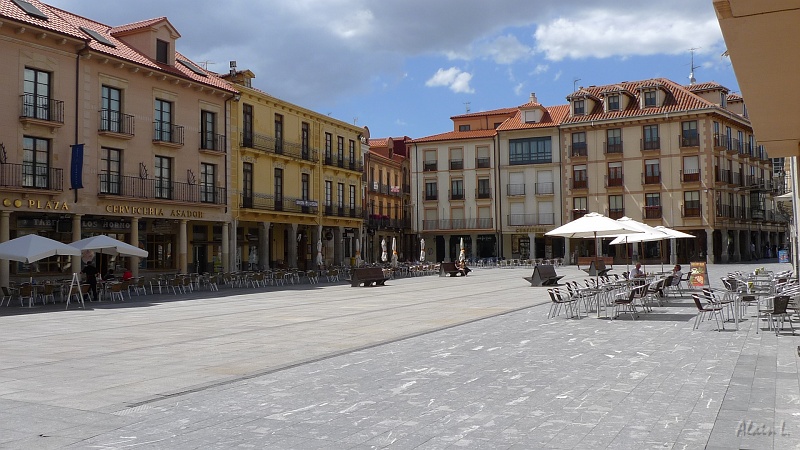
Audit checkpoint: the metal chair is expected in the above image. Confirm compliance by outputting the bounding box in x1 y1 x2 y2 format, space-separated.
692 294 724 331
109 283 125 302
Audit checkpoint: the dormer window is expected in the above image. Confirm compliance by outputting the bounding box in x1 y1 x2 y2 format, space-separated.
643 90 657 107
573 99 585 115
607 94 620 112
720 91 727 108
156 39 169 64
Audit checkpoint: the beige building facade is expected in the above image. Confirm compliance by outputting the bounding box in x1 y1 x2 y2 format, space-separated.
365 137 411 264
0 0 237 286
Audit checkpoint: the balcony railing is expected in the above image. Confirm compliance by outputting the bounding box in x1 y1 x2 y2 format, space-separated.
715 168 732 184
476 189 491 199
240 193 317 214
680 169 700 183
240 132 320 162
680 133 699 147
449 159 464 170
423 161 437 171
535 182 554 195
200 132 226 152
682 202 701 218
98 110 134 136
507 213 555 226
571 178 588 189
642 173 661 185
476 157 490 168
98 174 226 204
734 206 749 220
643 206 662 219
606 175 624 187
424 192 438 201
572 209 588 220
608 208 625 219
570 143 587 157
422 218 493 230
153 122 185 145
0 163 63 191
450 191 465 201
604 141 623 154
641 137 660 151
716 204 734 218
324 205 362 218
508 183 525 196
20 93 64 123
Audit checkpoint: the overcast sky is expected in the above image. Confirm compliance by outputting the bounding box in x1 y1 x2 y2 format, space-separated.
46 0 735 138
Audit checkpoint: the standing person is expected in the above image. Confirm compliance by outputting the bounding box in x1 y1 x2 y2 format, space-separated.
82 262 98 301
750 242 758 261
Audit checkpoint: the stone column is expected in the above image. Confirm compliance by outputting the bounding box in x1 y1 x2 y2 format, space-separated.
528 232 536 260
334 226 343 266
565 237 571 264
732 230 741 262
471 234 478 262
444 237 451 262
0 211 10 287
288 223 298 268
719 228 729 263
130 217 139 278
705 229 714 264
312 226 322 270
178 219 188 274
221 221 229 273
230 219 238 271
259 222 270 270
72 214 82 273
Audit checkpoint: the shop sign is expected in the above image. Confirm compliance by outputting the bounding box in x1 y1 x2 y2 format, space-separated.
2 198 69 211
296 199 318 207
105 204 204 219
81 219 132 231
514 226 549 234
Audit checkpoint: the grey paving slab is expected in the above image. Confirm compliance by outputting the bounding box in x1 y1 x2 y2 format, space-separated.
0 261 798 448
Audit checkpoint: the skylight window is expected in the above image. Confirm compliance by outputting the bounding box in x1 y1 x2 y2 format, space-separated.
12 0 48 20
177 59 208 77
79 27 115 47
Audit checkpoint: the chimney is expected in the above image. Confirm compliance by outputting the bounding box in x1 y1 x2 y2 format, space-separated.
529 92 538 103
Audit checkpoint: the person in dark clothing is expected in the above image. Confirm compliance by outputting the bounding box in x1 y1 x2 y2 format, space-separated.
82 263 98 301
103 269 115 281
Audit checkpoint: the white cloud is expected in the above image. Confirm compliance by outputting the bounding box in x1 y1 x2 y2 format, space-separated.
533 64 549 75
553 70 563 81
426 68 475 94
513 83 525 96
534 10 723 61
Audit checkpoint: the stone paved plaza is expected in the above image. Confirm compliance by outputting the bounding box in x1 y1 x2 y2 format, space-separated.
0 261 798 449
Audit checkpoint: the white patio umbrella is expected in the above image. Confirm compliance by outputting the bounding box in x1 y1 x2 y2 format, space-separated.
458 237 466 262
0 234 82 308
546 212 643 277
69 235 148 258
316 239 324 267
654 226 695 267
354 238 362 266
420 238 426 262
391 237 398 268
0 234 80 263
608 217 670 272
381 238 387 262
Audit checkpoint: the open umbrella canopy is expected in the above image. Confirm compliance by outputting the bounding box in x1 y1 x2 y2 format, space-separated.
545 212 644 239
316 239 324 266
69 235 148 257
381 238 388 262
0 234 80 263
459 237 466 262
608 217 670 245
391 237 398 267
420 238 425 262
653 226 695 239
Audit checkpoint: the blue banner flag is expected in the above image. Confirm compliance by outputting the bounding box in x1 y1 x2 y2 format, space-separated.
70 144 84 190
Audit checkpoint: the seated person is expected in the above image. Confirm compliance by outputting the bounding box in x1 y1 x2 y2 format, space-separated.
121 268 133 281
630 263 646 278
102 269 115 281
456 260 471 276
671 264 683 286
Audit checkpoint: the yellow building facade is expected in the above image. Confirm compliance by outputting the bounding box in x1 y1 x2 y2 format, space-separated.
224 70 364 271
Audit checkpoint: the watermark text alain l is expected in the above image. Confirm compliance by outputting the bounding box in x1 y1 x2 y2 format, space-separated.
736 420 789 437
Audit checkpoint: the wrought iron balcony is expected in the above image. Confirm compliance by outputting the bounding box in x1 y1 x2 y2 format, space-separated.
508 183 525 196
324 205 362 218
20 93 64 124
200 132 226 152
153 122 185 145
475 189 491 199
423 161 438 171
572 209 588 220
240 193 317 214
606 175 624 187
507 213 554 226
0 163 63 191
535 182 554 195
449 159 464 170
604 141 623 154
476 157 490 168
642 173 661 185
680 133 699 147
643 205 662 219
240 132 320 162
641 137 660 151
608 208 625 219
716 204 734 218
571 178 588 189
98 110 134 136
680 169 700 183
422 218 493 230
682 202 701 218
98 174 226 204
570 143 587 157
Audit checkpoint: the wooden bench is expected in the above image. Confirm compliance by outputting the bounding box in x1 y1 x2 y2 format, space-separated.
583 260 612 277
523 264 564 287
577 256 614 269
349 267 390 287
439 261 470 277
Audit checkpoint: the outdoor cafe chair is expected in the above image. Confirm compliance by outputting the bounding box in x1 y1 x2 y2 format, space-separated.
42 283 57 305
547 288 576 319
613 284 646 320
134 278 147 296
1 286 16 307
767 296 794 336
18 284 36 308
692 294 724 331
169 277 184 295
109 282 125 302
702 288 734 322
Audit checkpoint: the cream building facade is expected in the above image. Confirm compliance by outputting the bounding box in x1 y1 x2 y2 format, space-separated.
0 0 237 286
223 70 364 271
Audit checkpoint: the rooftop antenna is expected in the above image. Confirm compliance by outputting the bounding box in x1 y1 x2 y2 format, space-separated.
464 102 471 113
573 78 581 91
353 117 358 125
198 60 215 70
688 48 700 85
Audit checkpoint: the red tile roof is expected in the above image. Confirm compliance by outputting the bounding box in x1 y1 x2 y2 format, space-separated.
412 129 497 144
561 78 732 125
109 17 176 36
1 0 234 93
450 107 518 120
497 104 570 131
686 81 728 93
368 138 389 148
